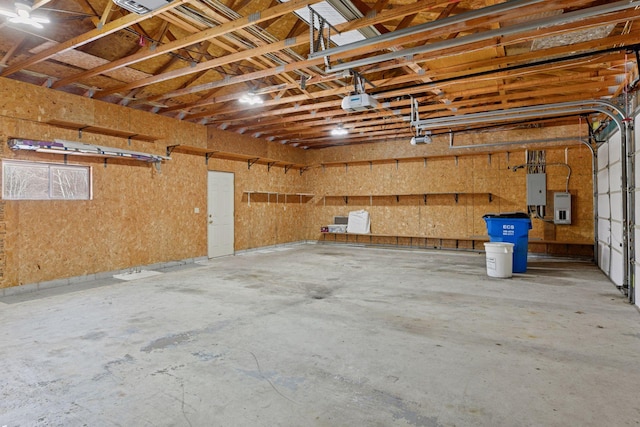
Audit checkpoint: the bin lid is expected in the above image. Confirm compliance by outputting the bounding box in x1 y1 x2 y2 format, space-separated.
483 212 530 219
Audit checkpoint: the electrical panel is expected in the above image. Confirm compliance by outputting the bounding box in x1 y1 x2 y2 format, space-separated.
526 173 546 206
554 192 572 224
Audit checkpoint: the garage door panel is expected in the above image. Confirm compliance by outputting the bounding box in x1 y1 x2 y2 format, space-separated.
597 194 610 218
610 248 624 287
597 169 610 193
598 242 610 273
610 220 623 249
597 218 611 244
608 162 622 191
598 144 609 169
610 192 623 221
608 131 621 163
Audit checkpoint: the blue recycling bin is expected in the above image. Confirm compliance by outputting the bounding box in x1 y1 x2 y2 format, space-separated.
483 212 532 273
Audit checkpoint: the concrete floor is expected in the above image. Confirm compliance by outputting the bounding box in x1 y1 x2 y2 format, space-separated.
1 243 639 427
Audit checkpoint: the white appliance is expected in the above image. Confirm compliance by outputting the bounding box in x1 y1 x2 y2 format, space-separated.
341 93 378 112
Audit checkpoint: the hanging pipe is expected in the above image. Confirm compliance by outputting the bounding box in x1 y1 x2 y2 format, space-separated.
434 100 627 293
414 100 625 129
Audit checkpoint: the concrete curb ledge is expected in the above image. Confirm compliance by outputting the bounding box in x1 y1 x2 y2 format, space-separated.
234 240 316 256
1 242 317 297
1 255 210 298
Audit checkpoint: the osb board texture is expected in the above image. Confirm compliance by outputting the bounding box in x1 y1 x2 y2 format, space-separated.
0 78 206 147
208 128 306 165
206 158 313 251
307 146 594 244
305 124 585 165
1 150 208 288
0 79 210 288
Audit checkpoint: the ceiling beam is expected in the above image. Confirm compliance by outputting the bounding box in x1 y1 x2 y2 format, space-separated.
0 0 195 77
92 0 450 98
51 0 323 90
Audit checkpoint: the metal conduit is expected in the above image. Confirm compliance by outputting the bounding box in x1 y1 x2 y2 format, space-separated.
324 0 640 73
309 0 546 59
413 100 625 128
443 136 582 150
415 108 601 129
448 136 598 266
433 99 630 301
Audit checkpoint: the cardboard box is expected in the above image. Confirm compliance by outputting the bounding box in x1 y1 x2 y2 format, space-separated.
327 224 347 233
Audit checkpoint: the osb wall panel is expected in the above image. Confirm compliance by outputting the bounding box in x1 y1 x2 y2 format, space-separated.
0 78 206 146
308 144 594 245
0 78 209 288
208 128 306 165
206 158 313 251
1 149 207 288
305 124 585 165
0 118 17 288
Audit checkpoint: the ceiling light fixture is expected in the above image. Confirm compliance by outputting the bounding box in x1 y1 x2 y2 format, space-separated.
331 125 348 136
239 92 263 105
0 1 49 29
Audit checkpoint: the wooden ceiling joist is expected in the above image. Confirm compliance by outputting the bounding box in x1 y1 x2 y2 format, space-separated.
0 0 637 148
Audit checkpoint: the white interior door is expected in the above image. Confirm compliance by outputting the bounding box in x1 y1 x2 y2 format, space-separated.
207 171 234 258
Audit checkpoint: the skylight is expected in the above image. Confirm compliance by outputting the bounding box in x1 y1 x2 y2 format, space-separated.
281 0 376 46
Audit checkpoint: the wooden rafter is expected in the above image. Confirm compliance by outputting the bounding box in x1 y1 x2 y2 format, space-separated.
1 0 638 148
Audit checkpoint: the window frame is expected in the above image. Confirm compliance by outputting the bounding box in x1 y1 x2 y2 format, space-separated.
2 159 93 201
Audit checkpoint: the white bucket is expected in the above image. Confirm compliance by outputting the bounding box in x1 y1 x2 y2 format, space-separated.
484 242 515 278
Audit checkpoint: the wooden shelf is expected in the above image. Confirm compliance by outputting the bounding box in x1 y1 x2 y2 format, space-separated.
48 120 159 142
320 232 489 250
214 152 308 174
314 152 496 169
166 145 308 174
322 192 493 204
243 191 314 206
166 144 218 163
319 233 594 256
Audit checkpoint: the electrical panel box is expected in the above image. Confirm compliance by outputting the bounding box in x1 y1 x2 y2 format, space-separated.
554 192 572 224
526 173 547 206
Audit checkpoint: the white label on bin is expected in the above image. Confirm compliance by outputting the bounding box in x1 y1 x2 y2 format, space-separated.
502 224 515 236
487 257 496 270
